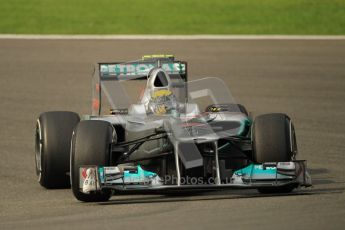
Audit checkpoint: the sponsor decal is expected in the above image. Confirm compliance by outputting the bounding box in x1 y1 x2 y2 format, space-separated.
81 168 88 179
104 166 121 174
100 62 185 76
92 99 100 110
82 168 98 194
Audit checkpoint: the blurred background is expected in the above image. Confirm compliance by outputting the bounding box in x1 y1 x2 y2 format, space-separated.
0 0 344 35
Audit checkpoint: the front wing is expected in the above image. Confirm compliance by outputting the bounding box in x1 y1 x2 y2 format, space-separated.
79 161 312 193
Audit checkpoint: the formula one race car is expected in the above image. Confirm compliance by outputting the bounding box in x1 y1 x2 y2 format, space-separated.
35 55 311 202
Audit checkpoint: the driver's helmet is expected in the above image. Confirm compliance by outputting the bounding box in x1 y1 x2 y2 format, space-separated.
148 88 177 115
142 68 178 115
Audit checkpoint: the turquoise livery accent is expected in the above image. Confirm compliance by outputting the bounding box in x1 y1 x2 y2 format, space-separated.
99 165 158 185
237 117 251 136
98 167 105 183
233 163 294 182
100 62 186 77
123 165 157 182
234 164 277 177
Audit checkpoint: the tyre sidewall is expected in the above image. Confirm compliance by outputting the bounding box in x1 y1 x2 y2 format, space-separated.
70 120 115 202
36 111 80 188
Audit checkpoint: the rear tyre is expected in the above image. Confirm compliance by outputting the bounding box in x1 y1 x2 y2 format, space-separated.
70 120 115 202
35 111 80 188
252 113 297 193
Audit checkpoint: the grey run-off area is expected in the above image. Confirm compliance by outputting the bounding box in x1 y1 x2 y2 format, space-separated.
0 39 344 230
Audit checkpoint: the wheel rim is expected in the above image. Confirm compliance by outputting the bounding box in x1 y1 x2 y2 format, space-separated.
35 120 42 182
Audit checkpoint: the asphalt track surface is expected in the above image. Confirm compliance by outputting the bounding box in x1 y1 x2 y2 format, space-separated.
0 39 344 230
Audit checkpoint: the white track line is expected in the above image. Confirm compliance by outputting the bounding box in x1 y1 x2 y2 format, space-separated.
0 34 344 40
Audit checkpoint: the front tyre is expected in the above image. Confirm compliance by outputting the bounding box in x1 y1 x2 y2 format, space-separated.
35 111 80 189
70 120 115 202
252 113 296 163
252 113 297 193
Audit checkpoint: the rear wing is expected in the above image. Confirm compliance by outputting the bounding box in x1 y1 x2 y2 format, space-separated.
98 55 187 81
92 55 188 115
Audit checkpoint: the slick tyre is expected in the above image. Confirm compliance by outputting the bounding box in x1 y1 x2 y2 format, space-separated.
252 113 295 163
35 111 80 188
252 113 297 193
70 120 115 202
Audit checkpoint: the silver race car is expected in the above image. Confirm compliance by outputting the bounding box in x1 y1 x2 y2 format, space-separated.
35 55 311 202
